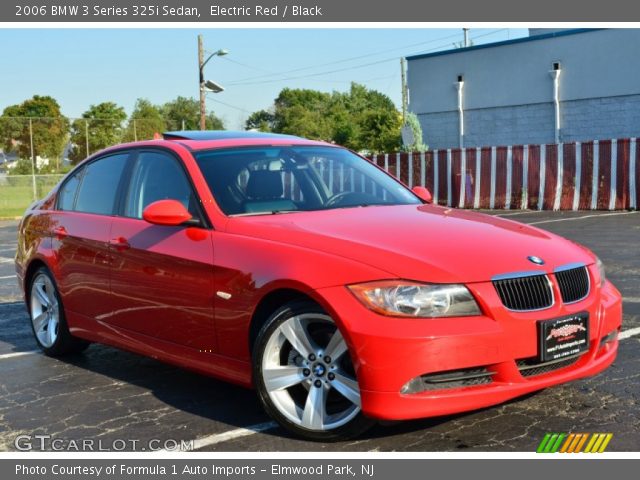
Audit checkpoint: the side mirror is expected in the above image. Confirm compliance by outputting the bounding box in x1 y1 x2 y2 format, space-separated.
142 199 193 226
412 186 433 203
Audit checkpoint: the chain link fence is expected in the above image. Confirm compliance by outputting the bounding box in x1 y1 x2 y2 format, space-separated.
0 116 187 171
0 116 191 217
0 174 63 217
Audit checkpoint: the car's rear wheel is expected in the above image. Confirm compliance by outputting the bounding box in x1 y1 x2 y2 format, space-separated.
29 267 89 356
253 301 374 441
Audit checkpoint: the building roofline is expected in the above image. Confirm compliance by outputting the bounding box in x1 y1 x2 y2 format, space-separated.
406 28 605 62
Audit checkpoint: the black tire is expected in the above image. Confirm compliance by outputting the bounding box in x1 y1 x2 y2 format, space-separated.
253 300 375 441
28 266 90 356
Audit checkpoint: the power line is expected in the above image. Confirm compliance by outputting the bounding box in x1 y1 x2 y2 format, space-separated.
206 97 253 115
226 29 508 87
227 57 397 86
225 31 466 85
219 56 274 74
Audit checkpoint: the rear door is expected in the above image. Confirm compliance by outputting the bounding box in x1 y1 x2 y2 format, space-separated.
49 152 130 320
106 149 216 351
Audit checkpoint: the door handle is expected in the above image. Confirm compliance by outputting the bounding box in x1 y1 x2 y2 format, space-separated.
53 226 67 239
109 236 130 250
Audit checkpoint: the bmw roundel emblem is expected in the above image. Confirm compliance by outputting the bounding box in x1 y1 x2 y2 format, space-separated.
527 255 545 265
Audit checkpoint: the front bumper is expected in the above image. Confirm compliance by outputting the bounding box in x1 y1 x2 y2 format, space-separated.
316 273 622 421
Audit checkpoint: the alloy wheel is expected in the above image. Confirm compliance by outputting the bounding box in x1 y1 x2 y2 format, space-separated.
261 313 361 431
30 273 60 348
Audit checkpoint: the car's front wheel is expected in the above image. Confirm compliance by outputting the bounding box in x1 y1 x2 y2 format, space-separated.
28 267 89 356
253 301 374 441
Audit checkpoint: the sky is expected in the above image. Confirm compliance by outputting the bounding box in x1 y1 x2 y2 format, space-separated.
0 28 527 129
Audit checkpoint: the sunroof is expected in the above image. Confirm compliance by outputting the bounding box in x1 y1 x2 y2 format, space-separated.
162 131 302 141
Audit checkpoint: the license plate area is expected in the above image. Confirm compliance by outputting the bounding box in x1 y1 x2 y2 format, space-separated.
538 313 589 362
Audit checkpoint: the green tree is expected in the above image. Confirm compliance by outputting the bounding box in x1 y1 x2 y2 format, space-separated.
123 99 167 142
251 83 401 153
206 111 225 130
0 95 69 168
272 88 333 140
7 158 36 175
336 83 401 152
162 96 224 130
245 109 274 132
359 109 402 153
69 102 127 164
402 112 428 152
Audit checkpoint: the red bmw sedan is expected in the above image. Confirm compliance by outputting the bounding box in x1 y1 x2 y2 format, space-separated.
15 131 621 440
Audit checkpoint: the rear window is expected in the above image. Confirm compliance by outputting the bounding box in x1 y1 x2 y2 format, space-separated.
57 168 83 211
75 153 128 215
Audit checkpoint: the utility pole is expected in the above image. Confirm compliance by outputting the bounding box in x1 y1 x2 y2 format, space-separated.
400 57 408 123
198 34 206 131
85 119 90 157
29 118 36 201
463 28 469 47
198 36 227 131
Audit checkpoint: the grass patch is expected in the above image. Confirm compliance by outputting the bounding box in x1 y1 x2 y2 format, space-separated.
0 175 63 217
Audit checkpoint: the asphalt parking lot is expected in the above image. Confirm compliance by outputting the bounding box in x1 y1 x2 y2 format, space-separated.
0 210 638 452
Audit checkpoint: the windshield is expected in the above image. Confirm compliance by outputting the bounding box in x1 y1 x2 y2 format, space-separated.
194 145 421 216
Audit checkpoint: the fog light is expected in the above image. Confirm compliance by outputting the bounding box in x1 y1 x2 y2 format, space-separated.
400 377 424 395
600 329 618 346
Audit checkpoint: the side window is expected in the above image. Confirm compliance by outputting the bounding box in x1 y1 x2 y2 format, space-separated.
75 154 129 215
124 151 199 219
57 168 83 211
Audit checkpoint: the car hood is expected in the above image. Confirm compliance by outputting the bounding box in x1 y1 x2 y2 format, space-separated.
226 205 594 283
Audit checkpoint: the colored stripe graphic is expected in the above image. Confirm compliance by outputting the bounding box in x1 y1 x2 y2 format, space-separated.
537 433 552 453
568 434 585 453
537 433 613 453
597 434 613 453
584 434 598 452
559 434 575 453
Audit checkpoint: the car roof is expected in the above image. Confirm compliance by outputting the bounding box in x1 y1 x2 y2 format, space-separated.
161 130 332 151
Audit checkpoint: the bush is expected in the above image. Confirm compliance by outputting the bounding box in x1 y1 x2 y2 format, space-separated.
7 158 36 175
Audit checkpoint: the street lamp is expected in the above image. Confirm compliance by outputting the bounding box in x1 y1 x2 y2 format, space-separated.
204 80 224 93
198 35 228 131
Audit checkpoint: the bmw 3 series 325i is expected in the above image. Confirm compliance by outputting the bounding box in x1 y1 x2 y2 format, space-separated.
15 131 622 440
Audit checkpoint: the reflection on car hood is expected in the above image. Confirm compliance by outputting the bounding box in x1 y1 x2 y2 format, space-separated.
226 204 594 283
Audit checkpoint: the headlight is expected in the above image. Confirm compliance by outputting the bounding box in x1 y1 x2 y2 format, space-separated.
596 256 606 287
347 281 481 318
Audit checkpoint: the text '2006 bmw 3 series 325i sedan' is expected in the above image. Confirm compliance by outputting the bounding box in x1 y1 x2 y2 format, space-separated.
15 131 622 441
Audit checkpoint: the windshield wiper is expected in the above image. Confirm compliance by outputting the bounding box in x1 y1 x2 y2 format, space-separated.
229 210 300 217
326 203 378 210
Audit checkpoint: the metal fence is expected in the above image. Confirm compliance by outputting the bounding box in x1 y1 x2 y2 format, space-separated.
2 137 638 219
0 174 63 218
0 115 180 217
0 116 187 170
370 138 639 211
